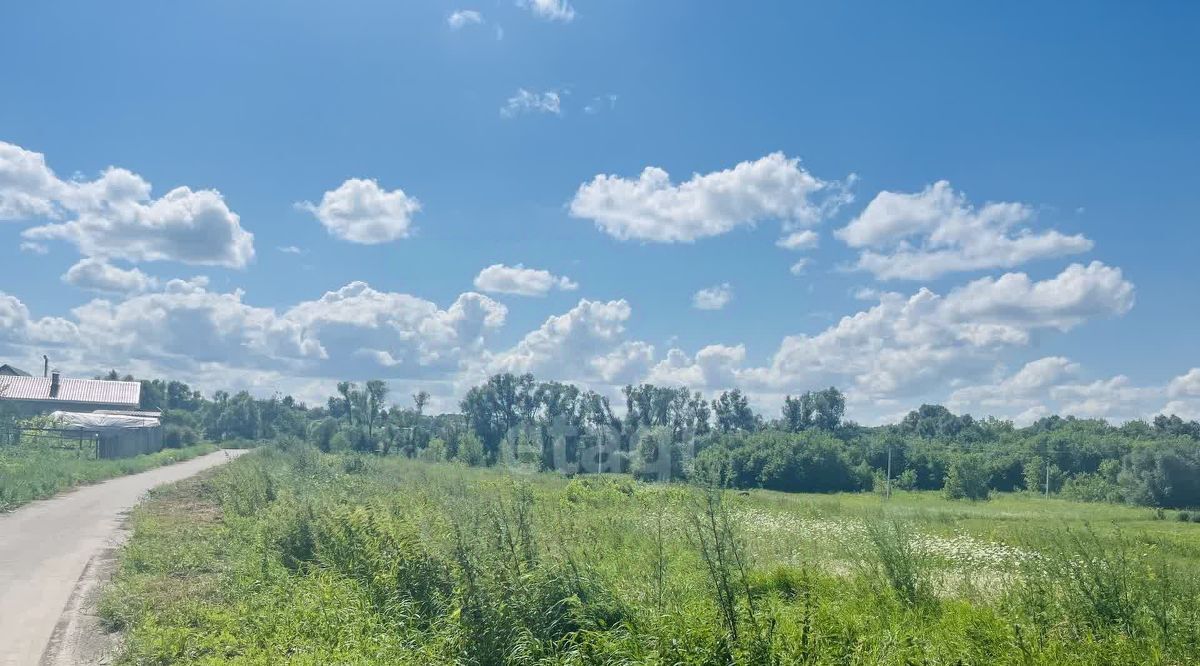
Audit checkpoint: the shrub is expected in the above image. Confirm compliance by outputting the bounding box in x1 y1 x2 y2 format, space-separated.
1061 471 1124 504
306 417 338 453
456 432 486 466
328 430 352 453
720 430 868 493
162 424 198 449
420 437 448 463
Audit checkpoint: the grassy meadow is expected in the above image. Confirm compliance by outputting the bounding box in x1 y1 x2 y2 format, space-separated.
101 443 1200 665
0 441 218 511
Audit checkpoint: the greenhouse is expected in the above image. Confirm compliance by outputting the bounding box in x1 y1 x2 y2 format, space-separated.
48 411 163 459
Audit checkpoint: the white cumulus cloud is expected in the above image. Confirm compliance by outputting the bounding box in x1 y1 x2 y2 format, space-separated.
646 344 746 389
62 258 160 294
297 178 421 244
836 180 1093 280
740 262 1134 403
489 299 651 386
692 283 733 310
569 152 850 243
473 263 578 296
1167 368 1200 398
776 229 819 251
0 279 508 390
3 141 255 268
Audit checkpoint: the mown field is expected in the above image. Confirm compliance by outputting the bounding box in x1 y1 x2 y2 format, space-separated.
102 443 1200 665
0 441 218 511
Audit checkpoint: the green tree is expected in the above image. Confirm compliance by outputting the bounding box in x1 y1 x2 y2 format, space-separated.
336 381 356 426
943 454 991 501
713 389 756 433
364 379 388 441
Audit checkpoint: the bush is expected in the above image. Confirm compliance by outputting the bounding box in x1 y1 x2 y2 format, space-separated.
328 430 352 453
420 437 447 463
306 418 338 453
1061 471 1124 504
456 432 486 466
162 424 199 449
714 430 868 493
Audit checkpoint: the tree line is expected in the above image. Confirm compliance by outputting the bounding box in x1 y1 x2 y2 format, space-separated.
99 369 1200 510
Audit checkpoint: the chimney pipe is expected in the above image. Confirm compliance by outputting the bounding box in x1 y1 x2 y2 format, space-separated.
43 355 48 378
50 370 60 398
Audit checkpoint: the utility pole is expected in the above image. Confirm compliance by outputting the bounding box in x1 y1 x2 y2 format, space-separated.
886 445 892 500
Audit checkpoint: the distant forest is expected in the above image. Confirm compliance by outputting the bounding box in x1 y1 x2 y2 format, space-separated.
96 369 1200 509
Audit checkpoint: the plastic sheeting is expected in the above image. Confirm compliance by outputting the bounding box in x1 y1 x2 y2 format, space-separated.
49 411 160 430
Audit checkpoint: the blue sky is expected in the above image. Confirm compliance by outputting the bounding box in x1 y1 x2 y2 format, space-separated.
2 1 1198 423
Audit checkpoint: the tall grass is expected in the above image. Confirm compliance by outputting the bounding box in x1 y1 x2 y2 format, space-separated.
101 445 1200 664
0 442 218 511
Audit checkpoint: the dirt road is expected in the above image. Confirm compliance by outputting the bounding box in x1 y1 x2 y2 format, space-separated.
0 448 247 665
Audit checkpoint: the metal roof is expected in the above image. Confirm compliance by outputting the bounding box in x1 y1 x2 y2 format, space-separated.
0 376 141 407
0 364 31 376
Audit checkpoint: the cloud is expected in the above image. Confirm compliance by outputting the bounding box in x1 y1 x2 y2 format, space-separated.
2 141 255 268
946 356 1080 423
740 262 1134 404
0 279 508 393
297 178 421 244
646 344 746 389
776 229 819 251
1167 368 1200 399
836 181 1093 280
62 258 160 294
473 263 578 296
489 299 651 385
1047 375 1162 422
0 141 61 220
569 152 850 243
936 261 1134 340
519 0 575 22
789 259 810 276
19 241 48 255
1165 369 1200 419
0 291 78 349
501 89 562 118
280 282 507 375
448 9 483 29
692 283 733 310
278 245 305 255
942 357 1194 425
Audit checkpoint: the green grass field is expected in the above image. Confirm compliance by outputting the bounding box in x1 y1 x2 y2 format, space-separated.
101 444 1200 664
0 442 218 512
